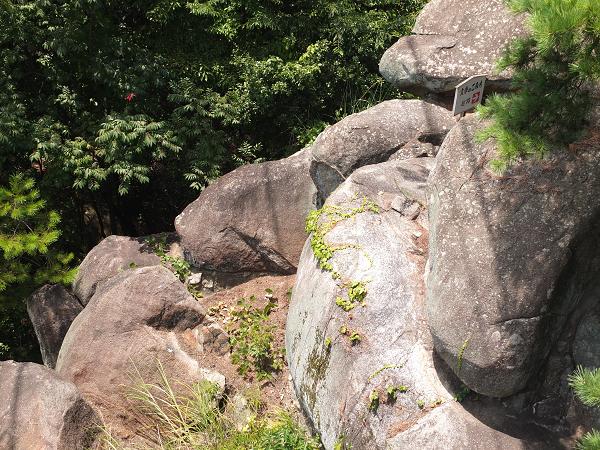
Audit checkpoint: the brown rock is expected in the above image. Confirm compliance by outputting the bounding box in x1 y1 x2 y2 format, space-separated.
27 284 83 369
0 361 98 450
175 149 318 275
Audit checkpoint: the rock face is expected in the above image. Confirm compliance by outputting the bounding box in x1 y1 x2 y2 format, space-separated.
380 0 528 94
0 361 98 450
57 265 225 429
427 116 600 397
176 148 318 274
286 158 554 449
310 100 454 201
27 285 83 369
73 235 161 304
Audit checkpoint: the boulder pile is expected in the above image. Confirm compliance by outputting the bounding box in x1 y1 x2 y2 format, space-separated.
4 0 600 449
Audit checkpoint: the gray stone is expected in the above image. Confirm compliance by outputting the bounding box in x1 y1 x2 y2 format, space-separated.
574 314 600 369
73 235 161 304
427 116 600 397
27 285 83 369
380 0 528 94
310 100 454 201
176 148 318 275
286 158 552 449
0 361 98 450
57 266 226 429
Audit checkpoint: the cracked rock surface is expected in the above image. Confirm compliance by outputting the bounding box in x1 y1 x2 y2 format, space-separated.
56 265 225 435
310 100 454 202
286 157 557 449
427 116 600 397
379 0 528 94
176 148 318 275
0 361 98 450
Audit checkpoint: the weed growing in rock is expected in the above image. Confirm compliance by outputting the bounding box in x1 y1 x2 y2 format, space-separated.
100 363 320 449
369 364 402 381
227 292 285 381
305 197 379 345
147 235 202 299
454 385 471 403
339 324 361 345
369 390 380 412
386 385 409 402
457 338 470 374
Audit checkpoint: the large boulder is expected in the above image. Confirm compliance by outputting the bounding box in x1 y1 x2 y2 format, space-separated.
27 285 83 369
310 100 454 201
379 0 528 95
73 235 162 304
176 148 318 275
56 265 226 432
0 361 98 450
427 116 600 397
286 158 555 449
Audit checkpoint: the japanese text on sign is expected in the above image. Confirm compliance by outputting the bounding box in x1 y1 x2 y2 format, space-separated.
452 75 486 116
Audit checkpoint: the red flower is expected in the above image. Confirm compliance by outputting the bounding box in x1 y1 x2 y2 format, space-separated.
125 92 136 102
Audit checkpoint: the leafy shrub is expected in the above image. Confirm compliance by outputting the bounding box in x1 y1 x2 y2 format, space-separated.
478 0 600 172
227 292 285 381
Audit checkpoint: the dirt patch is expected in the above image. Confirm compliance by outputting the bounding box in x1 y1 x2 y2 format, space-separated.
198 275 300 415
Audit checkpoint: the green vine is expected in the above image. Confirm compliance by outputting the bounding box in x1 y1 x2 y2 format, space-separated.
305 197 379 341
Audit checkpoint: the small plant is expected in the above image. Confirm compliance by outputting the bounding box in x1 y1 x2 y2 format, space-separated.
369 364 402 381
454 385 471 403
324 337 332 350
386 385 409 402
457 338 470 374
339 325 361 345
416 399 425 410
147 235 203 299
369 389 380 412
227 292 285 380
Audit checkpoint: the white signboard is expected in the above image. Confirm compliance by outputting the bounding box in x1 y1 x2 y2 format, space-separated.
452 75 486 116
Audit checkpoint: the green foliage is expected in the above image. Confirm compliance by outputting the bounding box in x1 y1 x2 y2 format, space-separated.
102 362 320 449
478 0 600 171
570 366 600 408
577 430 600 450
570 367 600 449
305 198 379 320
1 0 425 243
227 292 285 381
368 389 380 412
0 174 75 360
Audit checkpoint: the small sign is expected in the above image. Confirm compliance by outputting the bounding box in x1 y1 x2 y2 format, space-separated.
452 75 486 116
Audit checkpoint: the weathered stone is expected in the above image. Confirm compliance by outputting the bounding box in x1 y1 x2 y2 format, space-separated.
427 116 600 397
0 361 98 450
310 100 454 201
380 0 528 94
27 284 83 369
73 235 161 304
176 148 318 274
574 314 600 369
287 158 554 449
57 266 225 430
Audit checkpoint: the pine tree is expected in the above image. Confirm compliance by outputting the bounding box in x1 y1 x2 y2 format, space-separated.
0 174 76 359
570 367 600 450
478 0 600 172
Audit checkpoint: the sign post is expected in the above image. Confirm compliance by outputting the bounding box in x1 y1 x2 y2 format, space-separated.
452 75 487 117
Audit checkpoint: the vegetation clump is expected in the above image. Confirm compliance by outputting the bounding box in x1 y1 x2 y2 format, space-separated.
226 292 285 381
101 364 320 449
305 198 378 324
478 0 600 172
